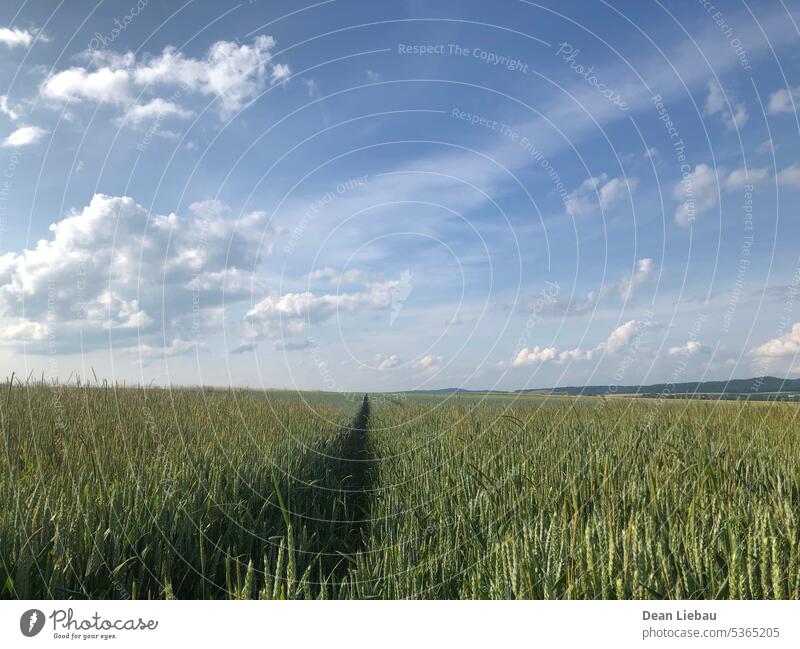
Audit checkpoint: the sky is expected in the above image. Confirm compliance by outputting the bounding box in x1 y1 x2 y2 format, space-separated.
0 0 798 392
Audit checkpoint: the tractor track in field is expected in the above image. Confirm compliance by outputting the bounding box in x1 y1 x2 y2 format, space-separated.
318 394 376 589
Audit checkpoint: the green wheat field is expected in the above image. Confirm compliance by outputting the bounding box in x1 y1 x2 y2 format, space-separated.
2 381 799 599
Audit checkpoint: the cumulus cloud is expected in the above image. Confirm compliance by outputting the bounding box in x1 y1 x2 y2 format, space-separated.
375 353 401 369
413 354 443 375
41 35 288 118
512 319 641 367
1 125 47 147
703 80 748 129
749 323 800 361
767 86 800 114
0 27 40 48
243 274 407 346
668 340 708 356
565 173 637 217
0 194 275 354
513 345 558 366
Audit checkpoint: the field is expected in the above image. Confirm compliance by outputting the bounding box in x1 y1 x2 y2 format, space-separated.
2 382 799 599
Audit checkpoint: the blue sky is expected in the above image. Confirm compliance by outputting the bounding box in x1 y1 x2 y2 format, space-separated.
0 0 798 391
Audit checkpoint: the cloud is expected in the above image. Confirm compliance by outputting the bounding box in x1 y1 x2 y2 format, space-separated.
668 340 708 356
375 353 401 369
41 35 288 118
749 323 800 360
0 27 38 48
565 173 637 217
124 98 193 124
302 78 319 97
0 95 20 121
512 319 642 367
306 267 365 285
1 125 47 147
513 345 558 366
243 274 405 345
616 258 654 301
539 258 654 318
767 86 800 114
703 80 748 129
673 163 719 226
0 194 275 354
724 166 771 190
414 354 443 374
777 165 800 189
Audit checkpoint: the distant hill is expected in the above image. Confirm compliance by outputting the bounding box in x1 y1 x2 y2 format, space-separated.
410 376 800 398
518 376 800 397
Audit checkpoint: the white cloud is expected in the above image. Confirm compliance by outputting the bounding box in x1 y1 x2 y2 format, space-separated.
0 95 20 121
375 353 401 369
42 66 132 105
724 166 771 190
777 164 800 189
124 98 193 124
41 35 288 118
767 86 800 114
565 173 637 217
668 340 707 356
703 80 748 129
605 320 638 353
513 345 558 366
244 275 405 345
0 27 37 48
0 194 274 353
673 163 719 226
727 103 749 130
749 323 800 360
616 258 654 301
413 354 443 374
704 79 726 115
512 319 641 367
1 125 47 147
270 63 291 84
